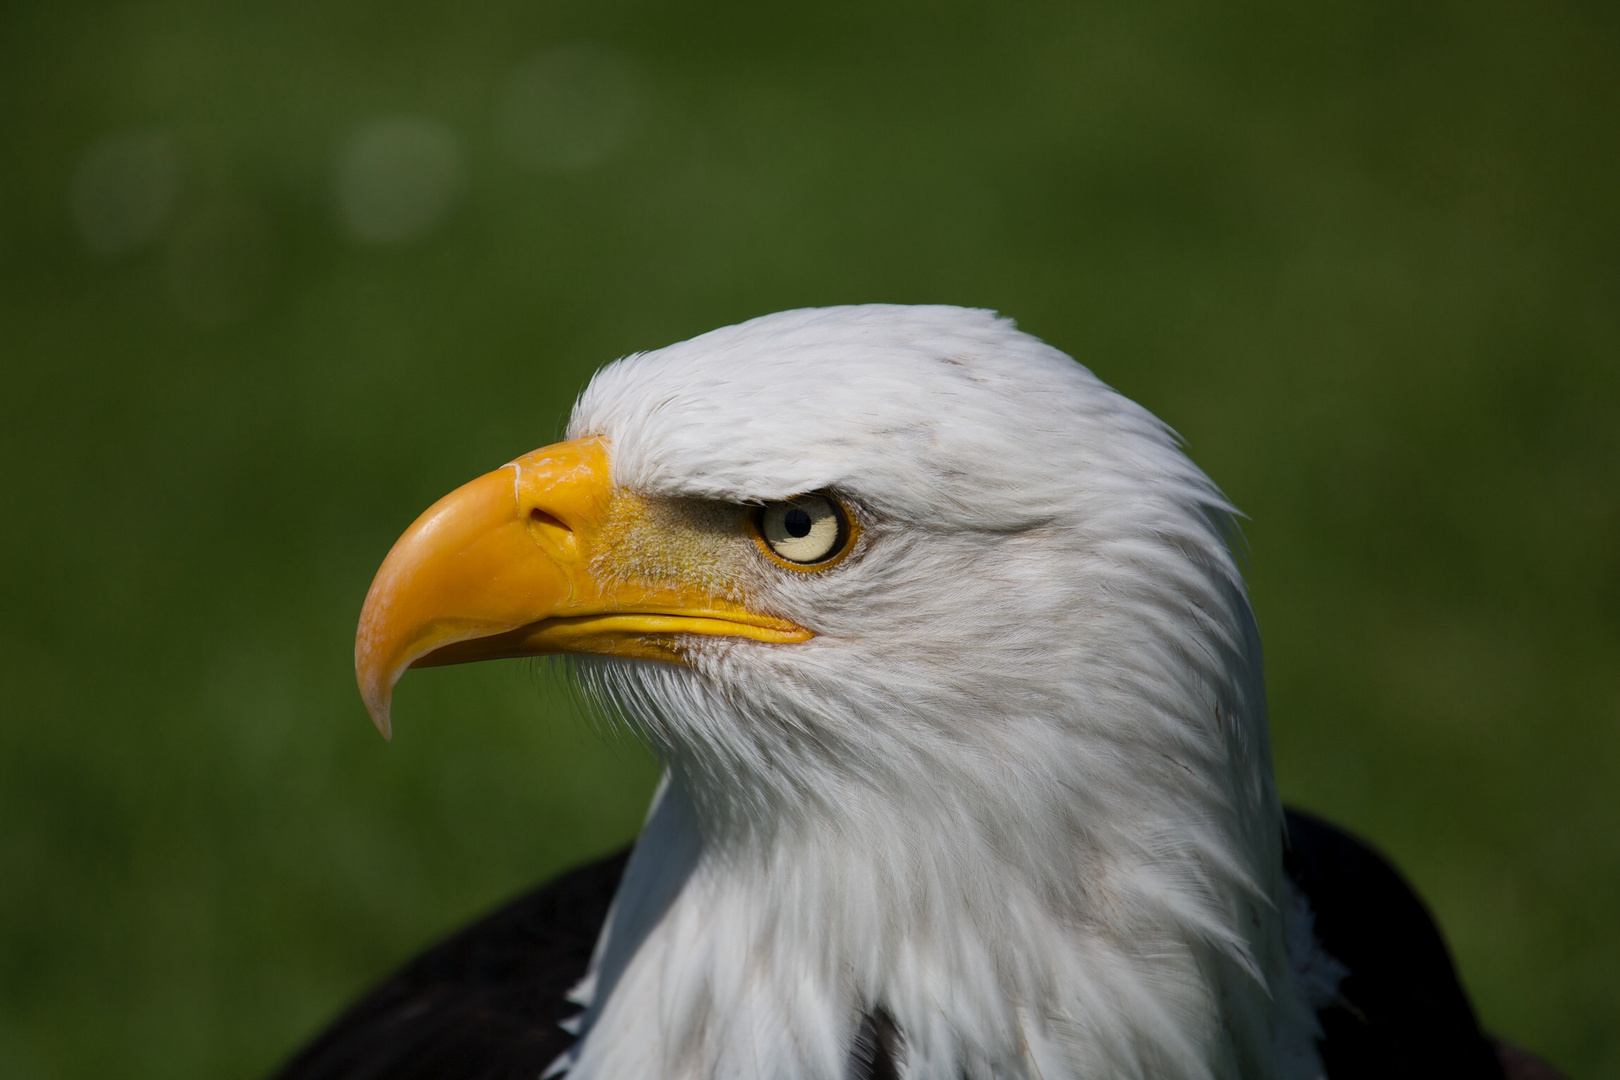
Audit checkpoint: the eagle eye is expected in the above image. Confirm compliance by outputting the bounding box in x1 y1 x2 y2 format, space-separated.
754 495 852 568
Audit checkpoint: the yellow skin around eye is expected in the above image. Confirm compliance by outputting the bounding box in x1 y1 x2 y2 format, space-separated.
591 492 763 604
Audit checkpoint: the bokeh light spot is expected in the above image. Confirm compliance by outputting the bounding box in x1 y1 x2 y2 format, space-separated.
334 116 465 246
69 129 181 258
498 44 641 173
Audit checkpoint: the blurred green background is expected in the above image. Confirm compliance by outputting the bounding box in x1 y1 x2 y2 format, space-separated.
1 0 1615 1076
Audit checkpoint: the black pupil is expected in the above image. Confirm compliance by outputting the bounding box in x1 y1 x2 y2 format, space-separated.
783 507 813 538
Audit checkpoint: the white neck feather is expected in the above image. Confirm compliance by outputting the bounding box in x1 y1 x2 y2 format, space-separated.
557 768 1328 1080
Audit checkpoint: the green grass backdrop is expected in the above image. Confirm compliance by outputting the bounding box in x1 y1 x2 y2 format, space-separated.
1 1 1616 1076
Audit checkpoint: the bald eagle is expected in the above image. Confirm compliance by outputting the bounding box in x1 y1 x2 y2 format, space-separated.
274 307 1560 1080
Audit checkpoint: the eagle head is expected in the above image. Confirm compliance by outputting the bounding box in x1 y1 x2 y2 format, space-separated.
354 305 1326 1080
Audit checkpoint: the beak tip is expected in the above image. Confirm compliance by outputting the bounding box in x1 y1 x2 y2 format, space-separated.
358 667 396 741
357 611 404 740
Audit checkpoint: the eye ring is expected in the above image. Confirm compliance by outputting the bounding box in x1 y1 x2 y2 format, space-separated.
750 495 858 571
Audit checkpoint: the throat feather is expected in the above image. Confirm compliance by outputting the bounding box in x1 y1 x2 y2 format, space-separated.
562 774 1320 1080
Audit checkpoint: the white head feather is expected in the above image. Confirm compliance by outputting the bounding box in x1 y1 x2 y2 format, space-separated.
548 305 1329 1080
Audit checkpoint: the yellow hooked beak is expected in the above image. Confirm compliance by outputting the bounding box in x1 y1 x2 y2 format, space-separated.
354 438 812 738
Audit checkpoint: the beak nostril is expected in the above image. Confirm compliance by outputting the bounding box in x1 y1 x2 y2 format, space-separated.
529 508 569 531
